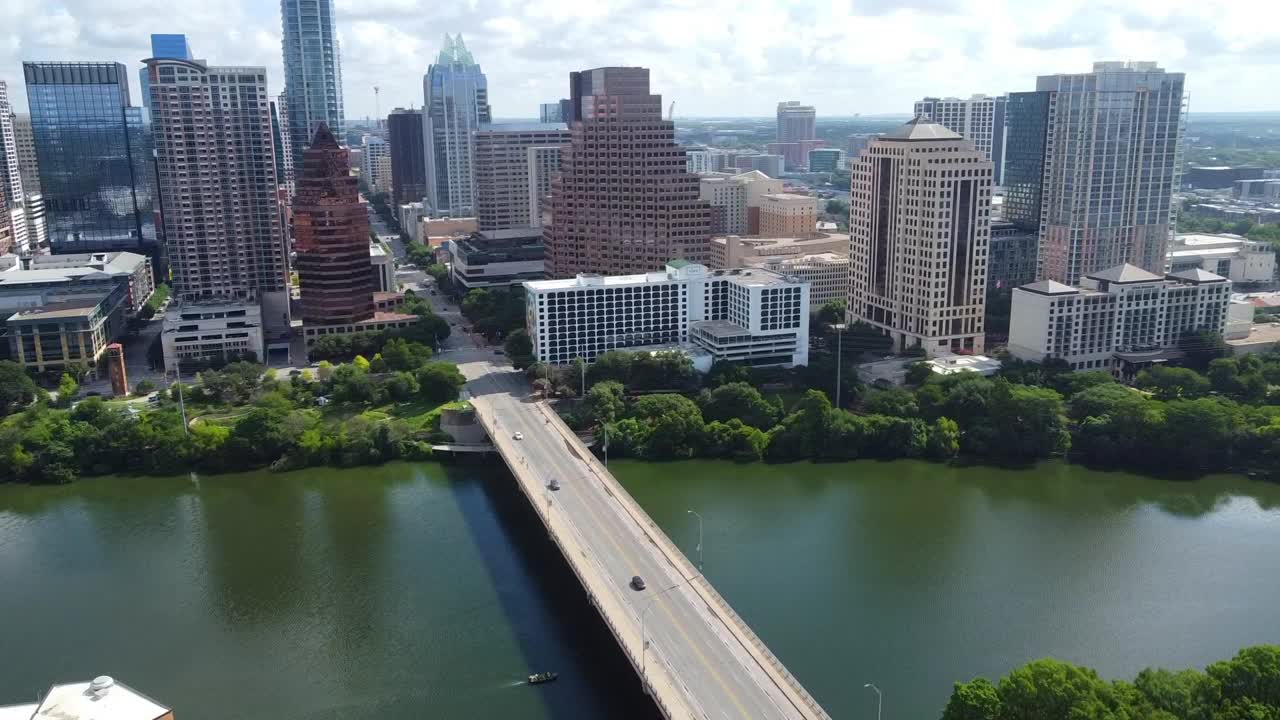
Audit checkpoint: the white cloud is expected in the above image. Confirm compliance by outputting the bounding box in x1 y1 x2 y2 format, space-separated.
0 0 1276 119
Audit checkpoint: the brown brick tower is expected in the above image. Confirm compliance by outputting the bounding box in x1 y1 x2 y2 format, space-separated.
294 124 375 325
544 67 711 277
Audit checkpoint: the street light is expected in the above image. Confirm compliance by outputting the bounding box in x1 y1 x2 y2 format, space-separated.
864 683 882 720
686 509 703 571
639 581 688 683
832 323 847 409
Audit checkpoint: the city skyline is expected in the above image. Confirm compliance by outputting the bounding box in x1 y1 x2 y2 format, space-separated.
0 1 1275 121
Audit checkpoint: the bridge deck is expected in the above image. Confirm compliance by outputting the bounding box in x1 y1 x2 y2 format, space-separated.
460 361 831 720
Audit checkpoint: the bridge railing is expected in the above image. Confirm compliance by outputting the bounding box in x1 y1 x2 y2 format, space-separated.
536 402 833 720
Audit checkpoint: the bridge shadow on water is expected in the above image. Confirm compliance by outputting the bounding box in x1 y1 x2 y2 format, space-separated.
445 458 661 720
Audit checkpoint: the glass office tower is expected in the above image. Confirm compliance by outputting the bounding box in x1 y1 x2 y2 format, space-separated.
281 0 345 165
1002 91 1050 232
23 62 154 253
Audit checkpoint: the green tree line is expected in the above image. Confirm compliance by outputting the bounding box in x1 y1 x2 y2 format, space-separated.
942 645 1280 720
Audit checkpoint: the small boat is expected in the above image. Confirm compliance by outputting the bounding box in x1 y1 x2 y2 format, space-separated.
527 671 558 685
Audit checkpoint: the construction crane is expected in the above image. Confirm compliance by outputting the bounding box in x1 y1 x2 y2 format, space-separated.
668 101 675 121
373 85 381 124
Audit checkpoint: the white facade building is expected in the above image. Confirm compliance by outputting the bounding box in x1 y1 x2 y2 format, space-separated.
848 117 993 357
525 261 809 367
698 170 784 236
1008 264 1232 372
913 94 1006 184
398 201 427 243
161 300 265 372
370 242 395 292
1167 233 1275 284
361 135 392 194
752 252 848 310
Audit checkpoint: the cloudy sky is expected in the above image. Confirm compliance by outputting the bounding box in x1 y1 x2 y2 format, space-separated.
1 0 1277 120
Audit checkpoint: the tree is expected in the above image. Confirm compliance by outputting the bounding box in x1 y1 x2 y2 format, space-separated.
0 361 38 416
381 337 430 372
504 330 535 369
997 658 1130 720
1136 365 1211 401
815 299 847 328
863 388 919 418
927 417 961 460
134 379 157 396
385 371 420 398
353 354 372 372
329 363 375 404
942 678 1001 720
905 361 934 385
700 382 781 430
56 373 79 408
587 350 635 388
705 360 749 388
415 362 465 402
1179 330 1229 372
585 381 626 424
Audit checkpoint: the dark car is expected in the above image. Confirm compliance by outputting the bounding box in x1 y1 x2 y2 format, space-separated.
630 575 646 591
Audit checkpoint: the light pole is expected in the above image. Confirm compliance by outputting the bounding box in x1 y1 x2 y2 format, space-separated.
639 581 687 683
832 323 847 409
687 509 703 571
864 683 882 720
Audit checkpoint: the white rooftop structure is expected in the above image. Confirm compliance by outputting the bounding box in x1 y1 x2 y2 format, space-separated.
923 354 1002 376
5 677 173 720
1167 232 1274 284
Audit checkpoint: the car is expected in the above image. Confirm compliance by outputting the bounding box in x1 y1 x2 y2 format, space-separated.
548 479 561 491
494 349 505 355
630 576 646 591
513 432 524 441
289 369 303 376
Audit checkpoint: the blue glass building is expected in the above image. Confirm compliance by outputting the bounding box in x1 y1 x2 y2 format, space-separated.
23 62 154 254
422 34 490 214
281 0 344 164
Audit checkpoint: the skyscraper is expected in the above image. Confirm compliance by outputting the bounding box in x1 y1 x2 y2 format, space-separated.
1001 91 1051 232
544 67 712 276
913 95 1007 184
848 117 992 356
139 34 193 122
0 81 27 253
387 108 426 205
145 58 288 321
294 124 374 325
361 135 392 194
12 113 39 195
23 62 154 253
281 0 345 164
422 34 490 215
273 92 295 197
472 123 570 232
776 101 816 142
1035 61 1186 284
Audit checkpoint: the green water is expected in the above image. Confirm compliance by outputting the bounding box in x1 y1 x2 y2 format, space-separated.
612 459 1280 720
0 463 654 720
3 460 1279 720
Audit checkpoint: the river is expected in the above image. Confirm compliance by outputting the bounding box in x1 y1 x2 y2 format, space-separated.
2 460 1278 719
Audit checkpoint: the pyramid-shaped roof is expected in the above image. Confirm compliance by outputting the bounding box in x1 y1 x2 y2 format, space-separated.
1086 263 1163 284
310 123 339 149
1020 279 1079 295
881 115 963 141
1167 268 1227 283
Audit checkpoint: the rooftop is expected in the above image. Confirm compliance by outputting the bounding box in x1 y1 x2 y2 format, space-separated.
1225 322 1280 348
30 677 170 720
1173 233 1248 247
1086 263 1164 284
8 295 108 321
479 122 568 133
881 116 963 142
1166 268 1229 283
1019 279 1079 295
691 319 753 339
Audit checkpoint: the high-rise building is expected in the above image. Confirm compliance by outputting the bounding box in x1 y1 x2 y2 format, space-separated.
807 148 843 173
139 34 193 122
387 108 426 205
281 0 345 165
848 117 992 356
0 81 27 253
12 113 39 195
22 62 154 253
145 57 288 331
294 124 375 325
545 67 712 276
472 123 570 232
1002 91 1050 232
269 97 294 201
361 135 392 194
776 101 816 142
1034 61 1186 284
422 34 491 215
913 95 1007 184
539 102 564 123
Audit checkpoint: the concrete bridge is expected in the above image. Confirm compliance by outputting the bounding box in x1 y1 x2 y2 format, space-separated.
459 360 832 720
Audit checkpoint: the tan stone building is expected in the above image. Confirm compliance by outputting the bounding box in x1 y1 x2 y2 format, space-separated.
759 193 818 239
849 117 992 356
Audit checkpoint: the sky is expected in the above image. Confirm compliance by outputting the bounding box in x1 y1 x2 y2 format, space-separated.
1 0 1277 120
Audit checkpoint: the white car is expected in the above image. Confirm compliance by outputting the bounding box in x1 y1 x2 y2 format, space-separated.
513 432 524 441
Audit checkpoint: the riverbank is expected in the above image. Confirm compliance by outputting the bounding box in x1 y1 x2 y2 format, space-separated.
0 358 466 484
